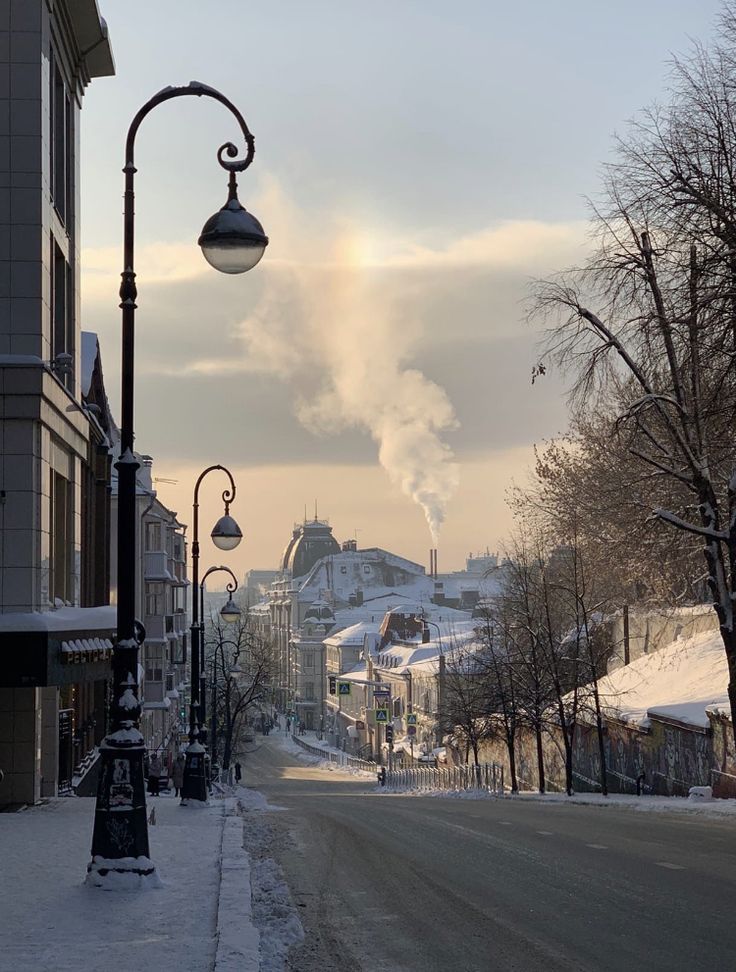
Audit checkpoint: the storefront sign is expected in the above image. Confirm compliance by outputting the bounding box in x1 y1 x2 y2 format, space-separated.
59 643 113 665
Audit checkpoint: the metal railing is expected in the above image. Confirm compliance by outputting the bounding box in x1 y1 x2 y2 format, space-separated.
291 734 377 772
384 762 505 795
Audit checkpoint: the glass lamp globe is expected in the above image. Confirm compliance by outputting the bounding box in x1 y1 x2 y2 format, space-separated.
220 598 242 624
211 514 243 551
198 196 268 274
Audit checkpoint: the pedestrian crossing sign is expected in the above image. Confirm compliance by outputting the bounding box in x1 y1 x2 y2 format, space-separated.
338 681 351 696
406 713 417 726
375 708 388 723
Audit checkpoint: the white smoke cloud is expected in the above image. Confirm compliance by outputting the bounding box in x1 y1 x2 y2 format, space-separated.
236 183 460 542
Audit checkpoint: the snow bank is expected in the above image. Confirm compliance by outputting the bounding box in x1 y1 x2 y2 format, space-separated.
596 628 730 729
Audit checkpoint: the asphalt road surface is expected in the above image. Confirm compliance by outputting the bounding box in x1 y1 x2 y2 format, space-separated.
244 736 736 972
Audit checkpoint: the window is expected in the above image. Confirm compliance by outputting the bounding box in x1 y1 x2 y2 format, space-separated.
50 471 72 604
145 583 165 616
305 652 314 670
50 58 72 226
363 565 371 574
145 521 162 551
305 682 315 701
50 241 73 390
340 566 347 574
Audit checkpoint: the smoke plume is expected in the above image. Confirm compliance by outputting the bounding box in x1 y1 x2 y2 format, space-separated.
236 185 459 541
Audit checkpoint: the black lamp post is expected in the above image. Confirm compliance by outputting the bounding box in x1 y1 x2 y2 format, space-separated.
181 470 243 805
197 564 241 747
88 83 267 887
205 637 241 769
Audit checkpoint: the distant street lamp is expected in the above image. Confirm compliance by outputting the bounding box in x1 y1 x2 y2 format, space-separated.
182 468 243 805
197 564 241 748
416 616 445 750
204 636 241 769
88 83 266 886
419 617 444 656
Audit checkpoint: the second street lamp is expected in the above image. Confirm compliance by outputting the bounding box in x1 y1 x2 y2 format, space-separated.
198 564 241 740
87 83 266 886
182 466 243 805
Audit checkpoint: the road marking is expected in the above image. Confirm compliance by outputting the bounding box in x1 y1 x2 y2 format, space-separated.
536 830 553 836
656 862 685 870
499 821 512 826
586 843 607 849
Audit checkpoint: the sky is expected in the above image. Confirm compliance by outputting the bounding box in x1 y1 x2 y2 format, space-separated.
80 0 723 584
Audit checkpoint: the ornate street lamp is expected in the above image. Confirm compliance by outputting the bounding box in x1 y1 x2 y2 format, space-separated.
181 470 243 805
87 83 266 888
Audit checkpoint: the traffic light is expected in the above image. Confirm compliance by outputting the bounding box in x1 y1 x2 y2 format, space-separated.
328 674 336 695
385 724 394 744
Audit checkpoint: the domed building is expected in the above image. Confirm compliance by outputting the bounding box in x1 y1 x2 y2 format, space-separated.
281 518 340 580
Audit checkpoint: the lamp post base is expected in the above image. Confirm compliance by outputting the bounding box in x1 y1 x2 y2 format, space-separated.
180 741 209 805
87 740 161 889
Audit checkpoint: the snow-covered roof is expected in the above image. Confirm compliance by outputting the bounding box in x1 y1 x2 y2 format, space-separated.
596 629 729 730
324 621 379 648
0 605 116 633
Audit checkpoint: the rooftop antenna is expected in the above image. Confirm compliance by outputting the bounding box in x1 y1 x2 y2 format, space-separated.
314 498 318 522
304 504 307 526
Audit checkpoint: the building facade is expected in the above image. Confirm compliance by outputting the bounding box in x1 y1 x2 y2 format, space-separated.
0 2 114 806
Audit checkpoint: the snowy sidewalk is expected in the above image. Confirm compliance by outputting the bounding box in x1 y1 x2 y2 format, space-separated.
0 793 258 972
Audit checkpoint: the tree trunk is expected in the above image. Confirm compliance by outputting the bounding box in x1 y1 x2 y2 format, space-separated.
535 726 545 794
595 709 608 796
564 738 573 796
506 730 519 793
471 739 480 767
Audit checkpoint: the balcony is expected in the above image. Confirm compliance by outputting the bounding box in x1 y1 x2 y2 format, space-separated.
144 551 174 581
144 615 166 641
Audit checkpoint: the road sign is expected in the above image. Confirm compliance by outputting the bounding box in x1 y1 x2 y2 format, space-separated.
375 708 388 723
338 681 351 696
406 713 417 726
407 725 417 737
373 690 390 701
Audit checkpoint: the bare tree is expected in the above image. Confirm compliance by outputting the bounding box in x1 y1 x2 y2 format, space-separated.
531 7 736 747
440 639 492 767
206 612 276 772
501 535 556 793
477 611 520 793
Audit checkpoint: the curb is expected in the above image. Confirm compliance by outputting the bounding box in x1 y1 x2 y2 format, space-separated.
214 802 260 972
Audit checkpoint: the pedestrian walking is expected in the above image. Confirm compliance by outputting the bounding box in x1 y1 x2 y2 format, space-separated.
234 760 242 783
172 753 185 797
148 752 161 796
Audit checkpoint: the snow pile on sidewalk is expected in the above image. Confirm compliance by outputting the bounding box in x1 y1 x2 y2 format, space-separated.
596 628 730 729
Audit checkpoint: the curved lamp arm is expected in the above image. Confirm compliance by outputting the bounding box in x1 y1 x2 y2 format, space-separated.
193 464 237 517
120 82 257 309
200 564 239 596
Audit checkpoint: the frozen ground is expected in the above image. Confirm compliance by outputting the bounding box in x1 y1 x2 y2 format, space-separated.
0 793 226 972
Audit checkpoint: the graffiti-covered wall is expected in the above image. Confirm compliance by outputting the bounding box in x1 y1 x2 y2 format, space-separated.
476 712 725 796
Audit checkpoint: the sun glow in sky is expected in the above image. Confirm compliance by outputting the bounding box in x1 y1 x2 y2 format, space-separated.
80 0 722 583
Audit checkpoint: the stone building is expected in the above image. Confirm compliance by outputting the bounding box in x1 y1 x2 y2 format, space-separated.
0 1 114 806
